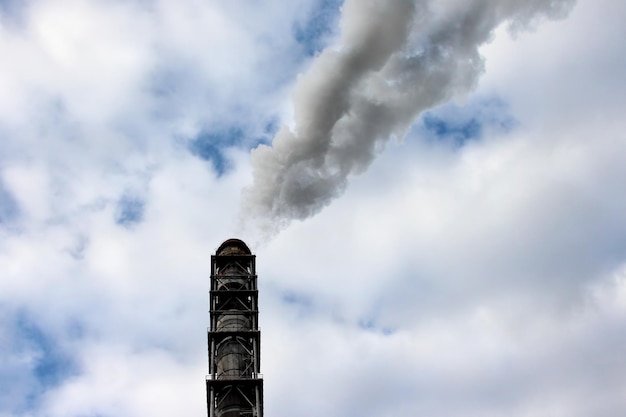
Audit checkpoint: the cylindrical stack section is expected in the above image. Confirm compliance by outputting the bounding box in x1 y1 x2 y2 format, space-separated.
207 239 263 417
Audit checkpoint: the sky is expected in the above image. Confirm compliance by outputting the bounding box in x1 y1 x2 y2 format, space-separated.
1 0 626 416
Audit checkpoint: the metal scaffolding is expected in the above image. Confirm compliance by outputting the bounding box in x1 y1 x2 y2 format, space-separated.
207 239 263 417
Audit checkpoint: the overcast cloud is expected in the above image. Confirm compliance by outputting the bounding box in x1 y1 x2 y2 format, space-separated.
1 0 626 416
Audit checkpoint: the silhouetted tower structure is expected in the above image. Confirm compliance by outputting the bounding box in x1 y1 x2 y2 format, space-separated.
207 239 263 417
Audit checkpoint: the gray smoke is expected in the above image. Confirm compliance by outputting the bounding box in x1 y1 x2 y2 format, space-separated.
242 0 575 233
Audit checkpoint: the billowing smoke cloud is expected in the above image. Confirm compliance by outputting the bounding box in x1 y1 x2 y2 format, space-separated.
242 0 576 233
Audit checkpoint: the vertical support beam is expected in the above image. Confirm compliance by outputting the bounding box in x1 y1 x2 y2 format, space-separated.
209 388 215 417
253 338 258 376
210 339 215 375
255 385 261 417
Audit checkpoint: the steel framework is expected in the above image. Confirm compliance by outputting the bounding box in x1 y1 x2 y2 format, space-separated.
207 239 263 417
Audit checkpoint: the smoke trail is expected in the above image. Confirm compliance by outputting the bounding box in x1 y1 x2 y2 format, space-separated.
242 0 576 233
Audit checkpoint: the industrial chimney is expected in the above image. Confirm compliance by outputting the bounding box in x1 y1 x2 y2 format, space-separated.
207 239 263 417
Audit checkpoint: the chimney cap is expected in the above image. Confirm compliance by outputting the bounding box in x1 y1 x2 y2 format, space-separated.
216 238 252 256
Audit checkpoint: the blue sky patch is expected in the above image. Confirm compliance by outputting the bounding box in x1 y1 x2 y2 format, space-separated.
189 121 282 175
263 117 280 139
423 114 482 145
0 179 19 224
15 314 76 388
115 195 145 227
358 317 396 336
0 0 28 26
293 0 342 56
281 290 316 318
189 127 244 176
0 311 78 412
356 299 397 336
282 291 313 308
419 97 517 147
190 141 229 176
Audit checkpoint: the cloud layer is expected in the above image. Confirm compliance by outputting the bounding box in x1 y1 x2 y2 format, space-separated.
1 0 626 416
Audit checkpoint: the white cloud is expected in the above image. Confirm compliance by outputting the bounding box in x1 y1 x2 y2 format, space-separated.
1 0 625 416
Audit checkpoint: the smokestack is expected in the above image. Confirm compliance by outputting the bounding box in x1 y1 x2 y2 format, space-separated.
207 239 263 417
242 0 576 235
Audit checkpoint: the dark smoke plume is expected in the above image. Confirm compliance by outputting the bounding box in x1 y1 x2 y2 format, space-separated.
242 0 575 234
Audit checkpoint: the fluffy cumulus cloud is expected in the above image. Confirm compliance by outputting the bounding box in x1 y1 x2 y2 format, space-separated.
1 0 625 416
